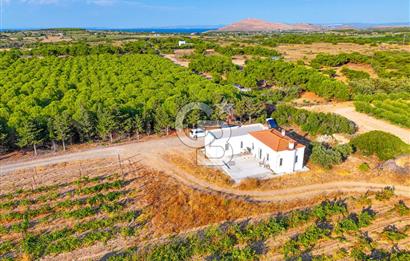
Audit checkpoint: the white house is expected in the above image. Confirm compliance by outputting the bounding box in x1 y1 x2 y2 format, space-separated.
248 128 305 174
178 40 187 46
205 124 306 175
205 124 265 159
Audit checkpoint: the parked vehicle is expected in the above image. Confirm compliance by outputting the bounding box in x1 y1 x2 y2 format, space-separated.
190 128 206 139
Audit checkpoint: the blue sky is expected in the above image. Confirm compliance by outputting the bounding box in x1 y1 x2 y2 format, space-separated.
1 0 409 29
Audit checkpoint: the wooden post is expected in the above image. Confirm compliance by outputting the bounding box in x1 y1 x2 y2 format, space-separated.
79 162 83 179
32 167 38 190
118 154 124 179
31 175 36 190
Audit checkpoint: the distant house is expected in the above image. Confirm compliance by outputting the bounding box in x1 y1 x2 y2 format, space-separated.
233 84 251 92
205 123 306 175
178 40 187 46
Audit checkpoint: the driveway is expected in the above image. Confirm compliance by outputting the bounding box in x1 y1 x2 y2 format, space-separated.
302 102 410 144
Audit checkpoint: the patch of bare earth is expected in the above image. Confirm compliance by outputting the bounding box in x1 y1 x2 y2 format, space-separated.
292 91 328 106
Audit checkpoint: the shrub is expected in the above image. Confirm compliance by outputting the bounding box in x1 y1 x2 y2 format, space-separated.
392 201 410 216
358 163 370 172
351 131 410 160
341 67 370 80
382 225 407 242
310 143 353 169
375 187 395 201
272 105 357 135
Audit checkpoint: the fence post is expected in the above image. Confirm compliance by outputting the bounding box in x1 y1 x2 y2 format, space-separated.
118 154 124 179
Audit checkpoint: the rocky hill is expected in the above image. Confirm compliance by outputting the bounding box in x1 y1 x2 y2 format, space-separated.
218 18 322 32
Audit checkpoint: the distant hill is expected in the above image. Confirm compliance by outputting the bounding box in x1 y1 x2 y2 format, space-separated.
217 18 322 32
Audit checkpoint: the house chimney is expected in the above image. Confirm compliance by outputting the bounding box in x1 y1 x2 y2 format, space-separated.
289 142 295 150
281 129 286 137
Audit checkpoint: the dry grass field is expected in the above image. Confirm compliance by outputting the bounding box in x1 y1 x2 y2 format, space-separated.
276 42 410 62
0 158 347 260
164 151 410 192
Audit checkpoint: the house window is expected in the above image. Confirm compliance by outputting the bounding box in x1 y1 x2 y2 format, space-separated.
240 141 243 149
252 143 254 150
267 153 270 161
279 158 283 166
259 149 262 159
225 143 229 151
295 156 298 163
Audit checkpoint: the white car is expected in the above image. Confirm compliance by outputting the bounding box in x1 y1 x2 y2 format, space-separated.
189 128 206 139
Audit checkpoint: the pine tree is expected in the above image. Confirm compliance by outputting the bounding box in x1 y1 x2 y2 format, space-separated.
97 108 117 143
53 111 71 151
16 119 43 156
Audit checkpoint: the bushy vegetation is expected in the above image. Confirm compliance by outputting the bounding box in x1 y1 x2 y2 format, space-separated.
311 52 369 68
272 104 357 135
375 187 395 201
227 59 351 100
310 143 353 169
256 32 410 46
354 92 410 128
349 77 410 96
311 51 410 79
350 131 410 160
188 54 237 75
341 67 370 80
382 225 408 242
392 201 410 216
335 208 376 234
215 45 281 57
372 51 410 78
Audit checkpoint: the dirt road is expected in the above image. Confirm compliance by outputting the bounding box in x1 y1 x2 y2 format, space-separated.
1 136 410 202
302 102 410 144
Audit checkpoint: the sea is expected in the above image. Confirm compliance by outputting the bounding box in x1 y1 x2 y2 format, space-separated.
0 28 218 34
93 28 217 34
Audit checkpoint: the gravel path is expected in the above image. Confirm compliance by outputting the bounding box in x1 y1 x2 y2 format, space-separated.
302 102 410 144
2 136 410 202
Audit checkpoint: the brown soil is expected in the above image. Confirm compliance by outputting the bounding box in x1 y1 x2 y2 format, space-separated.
292 91 328 105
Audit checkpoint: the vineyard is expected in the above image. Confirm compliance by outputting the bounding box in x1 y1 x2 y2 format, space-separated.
0 157 148 260
354 93 410 128
108 188 410 260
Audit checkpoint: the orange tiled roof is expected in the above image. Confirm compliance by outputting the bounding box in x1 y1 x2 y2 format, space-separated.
249 129 305 152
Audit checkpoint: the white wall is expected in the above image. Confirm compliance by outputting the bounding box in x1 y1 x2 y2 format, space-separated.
205 131 305 174
248 135 305 174
205 134 248 160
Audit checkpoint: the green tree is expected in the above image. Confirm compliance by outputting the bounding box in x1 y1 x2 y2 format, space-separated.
73 107 96 142
16 119 44 156
96 108 117 143
53 111 72 151
0 118 9 151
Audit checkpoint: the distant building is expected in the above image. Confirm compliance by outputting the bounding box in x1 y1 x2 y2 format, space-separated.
205 124 306 175
178 40 187 46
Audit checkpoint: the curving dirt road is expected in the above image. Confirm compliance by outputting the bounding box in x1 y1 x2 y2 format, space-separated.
1 136 410 202
302 102 410 144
